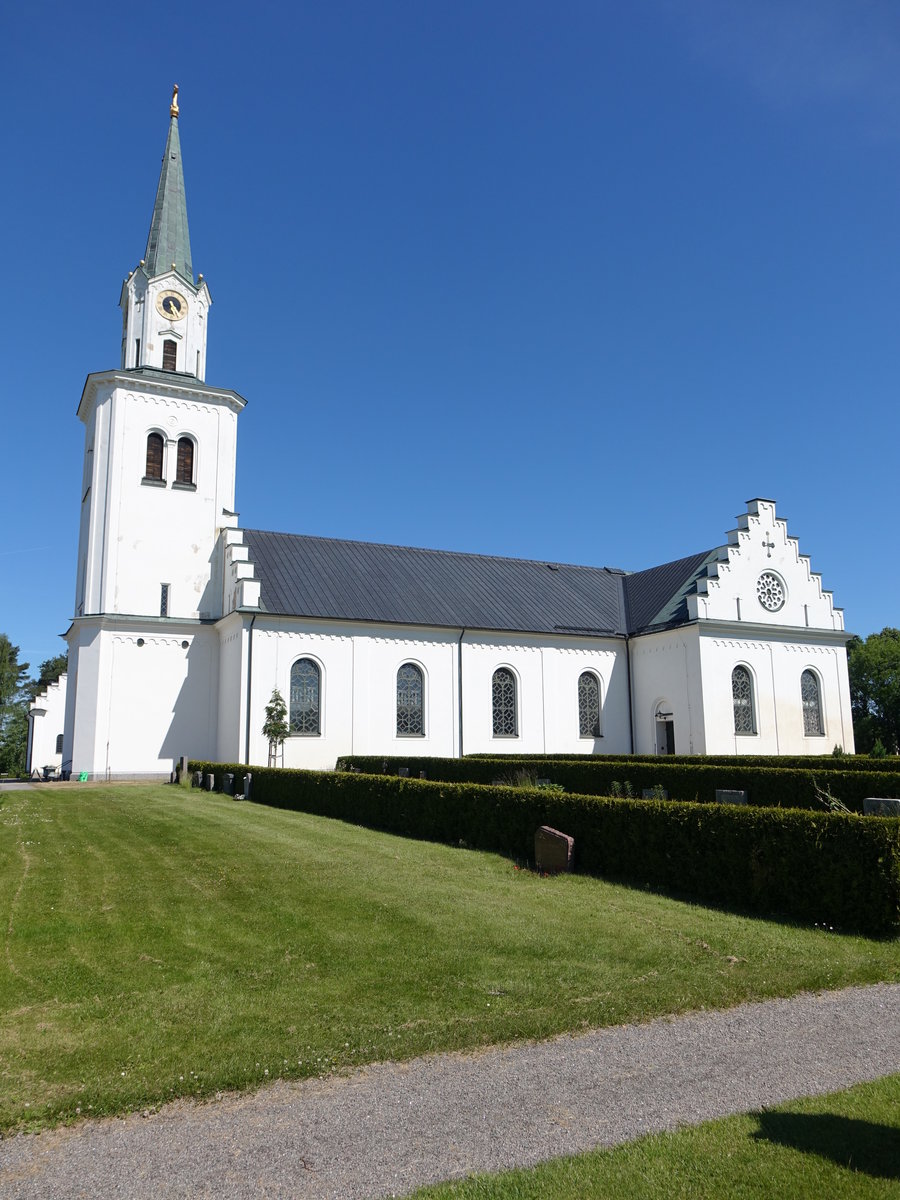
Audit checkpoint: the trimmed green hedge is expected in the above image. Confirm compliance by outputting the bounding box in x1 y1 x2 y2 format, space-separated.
465 752 900 774
189 760 900 936
334 755 900 814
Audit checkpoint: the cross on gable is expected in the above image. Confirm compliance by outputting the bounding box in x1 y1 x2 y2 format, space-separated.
762 532 775 557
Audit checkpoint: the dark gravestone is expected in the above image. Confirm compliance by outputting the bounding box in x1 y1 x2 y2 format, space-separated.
179 755 189 779
642 787 668 800
204 773 215 792
716 789 749 806
223 773 234 797
863 797 900 817
192 771 203 788
419 770 427 779
535 826 574 874
244 773 252 800
398 767 409 778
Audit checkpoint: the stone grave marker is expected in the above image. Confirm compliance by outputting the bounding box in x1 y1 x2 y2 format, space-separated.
204 773 215 791
191 771 203 788
642 787 668 800
863 797 900 817
398 767 409 777
223 772 234 796
244 772 252 800
716 789 749 806
535 825 574 874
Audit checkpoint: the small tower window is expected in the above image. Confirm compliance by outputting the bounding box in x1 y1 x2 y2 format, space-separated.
134 338 141 367
145 432 164 481
160 583 170 616
176 437 194 484
162 339 177 371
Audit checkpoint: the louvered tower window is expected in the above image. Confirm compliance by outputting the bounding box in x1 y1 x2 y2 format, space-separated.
176 437 194 484
578 671 601 737
145 432 164 480
492 668 518 737
290 658 321 735
396 664 424 736
162 339 177 371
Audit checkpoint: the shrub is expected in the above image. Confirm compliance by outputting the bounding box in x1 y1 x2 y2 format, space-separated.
190 760 900 936
334 755 900 814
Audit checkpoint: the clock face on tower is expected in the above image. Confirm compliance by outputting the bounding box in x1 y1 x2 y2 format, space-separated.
156 290 187 321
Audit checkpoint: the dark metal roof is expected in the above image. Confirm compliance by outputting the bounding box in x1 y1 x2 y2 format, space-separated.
623 549 720 632
242 530 630 636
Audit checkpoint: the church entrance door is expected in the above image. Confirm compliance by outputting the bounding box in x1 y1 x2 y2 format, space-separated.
656 719 675 755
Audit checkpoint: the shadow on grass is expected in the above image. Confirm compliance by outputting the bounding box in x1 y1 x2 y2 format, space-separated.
753 1111 900 1179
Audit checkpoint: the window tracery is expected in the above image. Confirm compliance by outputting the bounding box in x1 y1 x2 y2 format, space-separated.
290 658 321 735
732 665 755 735
396 663 424 736
578 671 601 737
492 668 518 737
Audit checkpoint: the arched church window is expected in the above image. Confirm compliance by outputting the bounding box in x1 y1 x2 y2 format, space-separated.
732 666 756 735
492 667 518 737
290 658 320 735
801 669 824 737
578 671 601 737
396 663 424 736
162 339 177 371
145 432 164 480
176 437 194 484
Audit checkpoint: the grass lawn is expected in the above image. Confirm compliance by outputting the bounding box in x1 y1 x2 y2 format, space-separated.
408 1074 900 1199
1 783 898 1133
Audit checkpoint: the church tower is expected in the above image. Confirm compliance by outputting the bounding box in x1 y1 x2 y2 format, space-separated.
64 89 249 778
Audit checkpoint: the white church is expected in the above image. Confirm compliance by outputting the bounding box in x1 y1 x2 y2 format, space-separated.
49 92 855 779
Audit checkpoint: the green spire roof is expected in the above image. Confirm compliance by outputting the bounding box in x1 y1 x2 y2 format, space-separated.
144 109 193 284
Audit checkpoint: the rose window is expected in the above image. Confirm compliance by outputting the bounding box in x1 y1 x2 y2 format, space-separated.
756 572 785 613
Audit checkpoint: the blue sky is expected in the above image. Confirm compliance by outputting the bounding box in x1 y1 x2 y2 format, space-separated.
2 0 899 675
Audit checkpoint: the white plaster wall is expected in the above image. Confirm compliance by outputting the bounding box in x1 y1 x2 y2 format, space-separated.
26 674 67 775
216 613 247 763
65 621 218 776
76 375 242 623
239 620 629 770
698 632 855 754
630 627 705 755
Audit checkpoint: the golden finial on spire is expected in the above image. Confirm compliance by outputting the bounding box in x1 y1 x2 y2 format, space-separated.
170 84 180 118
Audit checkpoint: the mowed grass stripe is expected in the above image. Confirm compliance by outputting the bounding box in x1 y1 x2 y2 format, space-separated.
1 784 898 1132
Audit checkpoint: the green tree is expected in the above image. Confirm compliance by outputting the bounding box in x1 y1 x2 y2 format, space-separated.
262 688 290 767
0 635 30 776
24 653 69 703
847 628 900 754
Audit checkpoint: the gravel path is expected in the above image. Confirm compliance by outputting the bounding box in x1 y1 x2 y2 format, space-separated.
2 982 898 1199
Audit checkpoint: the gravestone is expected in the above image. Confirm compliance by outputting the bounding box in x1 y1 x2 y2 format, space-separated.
204 773 215 792
223 773 234 797
419 770 427 779
192 771 203 788
716 789 749 806
179 755 189 779
398 767 409 778
244 773 252 801
863 797 900 817
642 787 668 800
535 825 574 874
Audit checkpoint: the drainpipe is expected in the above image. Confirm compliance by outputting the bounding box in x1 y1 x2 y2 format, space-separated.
625 635 635 754
244 613 257 765
457 628 466 759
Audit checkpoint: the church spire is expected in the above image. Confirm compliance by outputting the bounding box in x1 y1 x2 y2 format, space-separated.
143 86 193 283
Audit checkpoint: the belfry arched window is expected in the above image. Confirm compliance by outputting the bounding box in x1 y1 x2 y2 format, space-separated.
176 437 194 485
801 669 824 737
732 665 756 735
290 658 320 735
145 432 164 481
396 663 424 736
492 667 518 737
162 339 177 371
578 671 601 737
